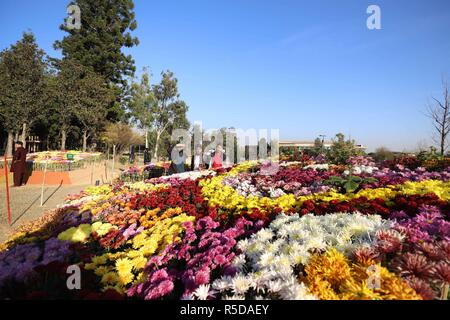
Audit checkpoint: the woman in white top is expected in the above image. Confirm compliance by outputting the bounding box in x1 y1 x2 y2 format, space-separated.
191 145 205 171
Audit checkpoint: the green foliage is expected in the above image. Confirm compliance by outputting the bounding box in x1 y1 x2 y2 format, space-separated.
128 68 155 147
46 58 113 150
310 137 325 157
327 133 365 164
0 32 47 133
140 70 189 160
101 122 143 154
324 175 377 194
372 146 395 162
54 0 139 120
416 146 441 162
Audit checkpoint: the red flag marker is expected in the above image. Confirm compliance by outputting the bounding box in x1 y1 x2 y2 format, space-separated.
4 153 11 225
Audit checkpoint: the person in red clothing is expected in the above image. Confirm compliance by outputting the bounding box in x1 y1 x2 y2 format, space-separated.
10 141 27 187
210 144 226 169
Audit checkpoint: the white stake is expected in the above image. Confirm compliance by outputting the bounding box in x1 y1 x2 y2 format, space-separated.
40 158 48 206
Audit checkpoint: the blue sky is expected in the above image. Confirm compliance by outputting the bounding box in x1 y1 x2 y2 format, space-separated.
1 0 450 151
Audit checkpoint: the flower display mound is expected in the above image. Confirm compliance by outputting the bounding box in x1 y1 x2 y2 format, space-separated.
0 159 449 300
28 150 102 164
120 162 171 182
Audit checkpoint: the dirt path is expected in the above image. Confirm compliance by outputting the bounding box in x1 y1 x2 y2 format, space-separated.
0 184 89 242
0 159 138 243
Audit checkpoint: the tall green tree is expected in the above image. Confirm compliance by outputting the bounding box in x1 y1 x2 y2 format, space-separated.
309 137 325 157
0 32 47 156
150 70 189 161
128 68 155 149
54 0 139 120
48 59 112 151
327 133 365 164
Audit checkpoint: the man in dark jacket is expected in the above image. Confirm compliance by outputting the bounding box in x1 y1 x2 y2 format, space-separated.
10 141 27 187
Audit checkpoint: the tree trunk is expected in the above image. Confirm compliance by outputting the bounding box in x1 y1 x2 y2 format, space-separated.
21 123 27 148
14 132 19 142
145 128 149 149
82 130 88 152
153 132 161 162
61 129 67 151
6 131 14 157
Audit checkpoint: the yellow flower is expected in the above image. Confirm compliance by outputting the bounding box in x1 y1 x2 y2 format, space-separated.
57 224 92 243
91 255 108 266
101 272 120 284
118 271 134 285
131 255 147 270
94 265 111 276
304 249 422 300
116 258 133 275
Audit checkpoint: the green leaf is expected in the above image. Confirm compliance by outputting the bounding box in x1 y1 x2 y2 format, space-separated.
344 180 359 193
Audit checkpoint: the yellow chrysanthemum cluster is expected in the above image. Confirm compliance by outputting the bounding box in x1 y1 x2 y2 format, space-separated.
0 231 40 252
125 182 169 192
84 213 195 293
200 173 450 215
228 161 259 175
57 222 116 243
80 194 112 214
304 249 421 300
139 207 183 229
80 183 169 216
84 185 113 196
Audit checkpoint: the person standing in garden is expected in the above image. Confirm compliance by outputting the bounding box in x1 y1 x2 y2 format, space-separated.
143 148 150 164
10 141 27 187
191 145 205 171
129 145 135 164
210 144 226 169
169 144 186 174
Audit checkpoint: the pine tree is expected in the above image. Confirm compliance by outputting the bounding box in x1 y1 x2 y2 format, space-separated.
54 0 139 120
0 32 47 156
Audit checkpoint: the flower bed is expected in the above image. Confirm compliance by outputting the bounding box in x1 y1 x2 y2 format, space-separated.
0 158 449 300
9 151 105 172
119 162 170 182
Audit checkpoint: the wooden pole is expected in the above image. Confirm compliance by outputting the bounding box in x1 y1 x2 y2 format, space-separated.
4 154 11 225
111 144 116 182
90 159 94 185
105 147 109 181
40 158 48 206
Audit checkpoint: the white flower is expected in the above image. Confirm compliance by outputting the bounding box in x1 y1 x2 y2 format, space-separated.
231 275 254 295
223 295 246 300
256 229 274 242
181 293 194 300
232 254 246 271
258 252 275 268
280 282 317 300
266 280 284 293
304 236 327 251
237 239 250 252
212 276 233 292
193 284 215 300
219 212 388 300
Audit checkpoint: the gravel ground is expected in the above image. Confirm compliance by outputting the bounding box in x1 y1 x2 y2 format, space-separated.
0 158 146 243
0 183 89 243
